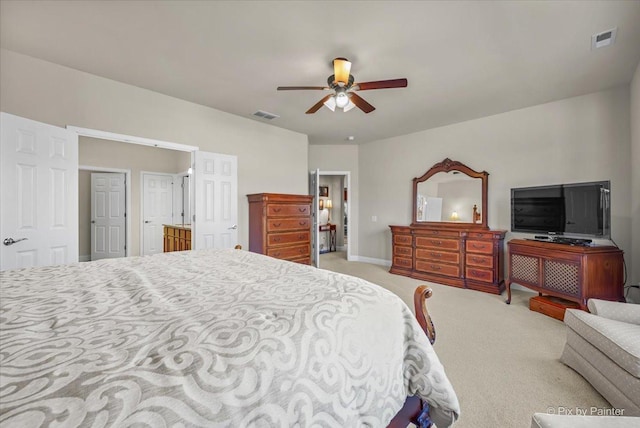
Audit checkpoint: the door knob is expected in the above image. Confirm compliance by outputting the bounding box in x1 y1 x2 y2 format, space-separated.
145 220 151 223
3 237 28 246
228 224 238 230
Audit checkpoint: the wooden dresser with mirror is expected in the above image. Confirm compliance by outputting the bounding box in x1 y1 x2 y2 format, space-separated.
390 158 506 294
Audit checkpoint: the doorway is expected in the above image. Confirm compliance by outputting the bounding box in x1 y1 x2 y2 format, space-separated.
310 170 352 268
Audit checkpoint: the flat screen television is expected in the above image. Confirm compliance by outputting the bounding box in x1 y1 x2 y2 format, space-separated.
511 181 610 239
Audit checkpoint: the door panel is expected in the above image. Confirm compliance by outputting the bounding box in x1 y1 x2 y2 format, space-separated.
309 169 320 267
193 151 237 249
1 112 78 270
91 172 126 260
142 173 173 255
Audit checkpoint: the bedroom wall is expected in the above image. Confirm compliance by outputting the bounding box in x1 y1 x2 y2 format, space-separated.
356 87 632 271
78 137 192 258
631 61 640 288
308 145 359 257
0 49 309 250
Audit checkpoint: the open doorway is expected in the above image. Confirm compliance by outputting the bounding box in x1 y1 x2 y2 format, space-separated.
313 171 351 268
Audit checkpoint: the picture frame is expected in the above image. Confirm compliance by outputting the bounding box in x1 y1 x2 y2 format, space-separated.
319 186 329 197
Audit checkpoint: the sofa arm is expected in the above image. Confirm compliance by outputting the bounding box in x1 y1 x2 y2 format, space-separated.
587 299 640 325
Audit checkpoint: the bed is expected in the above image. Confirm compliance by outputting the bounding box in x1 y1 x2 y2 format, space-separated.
0 249 459 427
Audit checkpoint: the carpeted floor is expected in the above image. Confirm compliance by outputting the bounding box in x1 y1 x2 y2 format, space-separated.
319 251 609 428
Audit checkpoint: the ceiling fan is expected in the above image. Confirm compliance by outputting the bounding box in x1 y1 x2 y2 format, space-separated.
277 58 408 114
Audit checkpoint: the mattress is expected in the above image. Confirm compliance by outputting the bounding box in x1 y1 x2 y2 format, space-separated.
0 249 459 427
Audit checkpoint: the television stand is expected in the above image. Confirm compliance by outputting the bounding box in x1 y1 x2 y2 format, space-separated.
505 239 624 310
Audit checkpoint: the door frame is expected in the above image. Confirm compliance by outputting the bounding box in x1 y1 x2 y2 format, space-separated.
140 171 175 256
80 165 131 260
68 126 199 255
317 171 352 264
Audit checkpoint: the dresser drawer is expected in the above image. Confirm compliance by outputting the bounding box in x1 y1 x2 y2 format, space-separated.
267 218 310 232
267 231 310 246
466 267 494 283
415 229 459 238
415 237 460 251
394 245 413 257
394 234 412 246
267 204 311 217
415 248 459 264
466 240 493 254
393 257 413 269
415 260 460 277
466 253 493 268
267 244 309 259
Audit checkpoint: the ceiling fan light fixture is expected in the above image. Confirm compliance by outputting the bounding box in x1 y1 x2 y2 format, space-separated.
343 99 356 112
333 57 352 85
335 91 349 108
324 96 336 112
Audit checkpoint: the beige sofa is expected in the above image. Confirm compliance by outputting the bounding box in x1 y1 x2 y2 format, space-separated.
560 299 640 416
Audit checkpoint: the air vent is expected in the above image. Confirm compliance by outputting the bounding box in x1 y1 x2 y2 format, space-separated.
591 28 617 50
253 110 279 120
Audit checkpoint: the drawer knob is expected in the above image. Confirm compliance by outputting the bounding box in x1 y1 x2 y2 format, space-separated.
274 237 281 242
274 222 282 227
299 221 307 226
431 264 441 270
431 252 441 258
299 208 307 212
273 208 281 212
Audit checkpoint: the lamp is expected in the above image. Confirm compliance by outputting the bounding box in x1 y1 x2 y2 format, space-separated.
450 211 459 221
333 58 352 85
323 96 336 112
319 199 324 210
325 199 333 223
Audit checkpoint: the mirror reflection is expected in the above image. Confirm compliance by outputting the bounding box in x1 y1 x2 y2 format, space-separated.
416 172 482 223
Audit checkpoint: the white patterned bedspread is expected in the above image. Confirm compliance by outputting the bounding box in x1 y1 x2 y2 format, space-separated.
0 249 459 427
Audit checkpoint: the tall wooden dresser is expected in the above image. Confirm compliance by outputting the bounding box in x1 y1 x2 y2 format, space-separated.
247 193 313 265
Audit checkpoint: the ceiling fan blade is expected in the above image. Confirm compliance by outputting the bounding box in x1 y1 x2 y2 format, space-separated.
354 78 408 91
306 94 333 114
277 86 329 91
349 93 375 113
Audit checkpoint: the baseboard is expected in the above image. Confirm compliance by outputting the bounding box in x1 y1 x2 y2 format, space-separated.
352 255 392 267
79 255 91 262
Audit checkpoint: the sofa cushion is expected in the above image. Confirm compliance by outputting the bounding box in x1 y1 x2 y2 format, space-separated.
564 309 640 378
587 299 640 325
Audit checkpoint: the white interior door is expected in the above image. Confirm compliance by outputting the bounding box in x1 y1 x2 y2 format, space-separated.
309 169 320 267
91 172 126 260
142 173 173 255
193 151 238 249
0 112 78 270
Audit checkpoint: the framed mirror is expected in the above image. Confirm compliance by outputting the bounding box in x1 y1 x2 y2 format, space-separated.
411 158 488 229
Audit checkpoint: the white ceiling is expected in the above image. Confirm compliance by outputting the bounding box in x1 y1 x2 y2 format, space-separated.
1 1 639 145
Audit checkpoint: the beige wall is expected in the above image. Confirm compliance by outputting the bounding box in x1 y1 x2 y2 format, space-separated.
78 137 191 257
356 87 632 269
0 49 309 251
631 61 640 286
308 145 359 256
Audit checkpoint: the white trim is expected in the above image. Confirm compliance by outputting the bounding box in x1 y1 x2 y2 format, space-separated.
352 255 392 267
79 255 91 262
68 126 199 152
79 166 132 258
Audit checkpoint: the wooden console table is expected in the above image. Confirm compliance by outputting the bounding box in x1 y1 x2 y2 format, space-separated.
319 224 336 253
506 239 624 310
